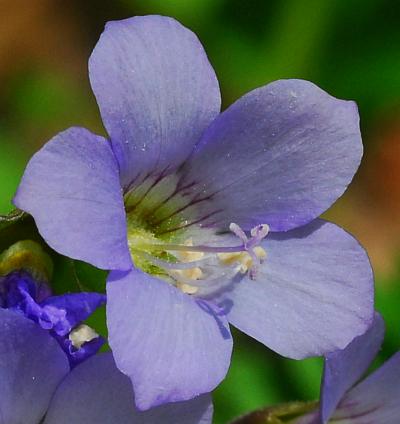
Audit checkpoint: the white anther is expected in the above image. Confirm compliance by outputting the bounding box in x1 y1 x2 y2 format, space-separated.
69 324 99 349
177 282 199 295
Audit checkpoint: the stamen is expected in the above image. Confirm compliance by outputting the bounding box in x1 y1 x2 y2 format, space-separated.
167 263 241 294
133 223 269 292
132 249 211 270
138 242 245 254
218 246 267 277
184 264 243 293
140 223 268 257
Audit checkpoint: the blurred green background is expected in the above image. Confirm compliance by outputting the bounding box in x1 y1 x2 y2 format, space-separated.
1 1 399 422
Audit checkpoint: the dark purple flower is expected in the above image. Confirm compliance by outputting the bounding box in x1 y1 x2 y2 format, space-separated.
14 15 374 409
0 307 212 424
295 313 399 424
0 270 105 367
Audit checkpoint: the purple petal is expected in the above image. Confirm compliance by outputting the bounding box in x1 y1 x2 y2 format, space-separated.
214 219 374 359
89 15 221 187
60 335 105 368
0 308 69 424
181 79 362 232
44 353 213 424
1 271 51 309
320 312 384 423
13 127 131 270
106 268 232 410
2 271 47 319
41 292 106 336
331 352 400 424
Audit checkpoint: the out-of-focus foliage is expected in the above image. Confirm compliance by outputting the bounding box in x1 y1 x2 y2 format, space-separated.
0 1 399 423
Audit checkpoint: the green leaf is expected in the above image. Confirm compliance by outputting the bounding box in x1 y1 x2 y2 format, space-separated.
213 330 286 424
50 256 107 295
0 131 26 215
72 260 108 293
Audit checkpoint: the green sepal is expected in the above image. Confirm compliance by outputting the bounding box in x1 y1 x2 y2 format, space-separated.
0 209 26 231
0 209 54 281
230 401 318 424
0 239 53 281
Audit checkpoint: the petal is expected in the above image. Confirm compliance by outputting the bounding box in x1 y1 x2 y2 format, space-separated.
320 312 384 423
44 353 213 424
331 352 400 424
181 79 362 232
214 219 374 359
106 268 232 410
0 308 69 424
13 127 131 270
61 335 105 368
89 15 221 187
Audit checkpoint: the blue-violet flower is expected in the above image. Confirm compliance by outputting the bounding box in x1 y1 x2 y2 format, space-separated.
0 269 105 367
14 15 374 410
0 244 212 423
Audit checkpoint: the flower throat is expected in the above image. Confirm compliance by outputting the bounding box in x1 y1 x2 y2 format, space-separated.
124 173 268 295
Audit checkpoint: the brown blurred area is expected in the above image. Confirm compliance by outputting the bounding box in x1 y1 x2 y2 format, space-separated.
0 0 84 77
326 116 400 277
